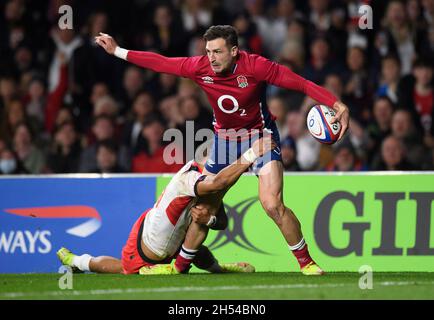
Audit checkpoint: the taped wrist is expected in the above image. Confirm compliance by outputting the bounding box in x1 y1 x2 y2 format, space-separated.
242 148 257 164
114 46 128 60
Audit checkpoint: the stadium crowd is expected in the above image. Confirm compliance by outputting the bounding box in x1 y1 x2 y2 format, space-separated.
0 0 433 174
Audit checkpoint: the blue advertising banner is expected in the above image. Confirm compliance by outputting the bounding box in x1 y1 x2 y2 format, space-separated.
0 176 156 273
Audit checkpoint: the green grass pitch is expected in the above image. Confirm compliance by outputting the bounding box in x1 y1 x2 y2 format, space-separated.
1 272 434 300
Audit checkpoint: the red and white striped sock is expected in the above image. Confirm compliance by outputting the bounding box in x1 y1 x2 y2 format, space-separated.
174 245 198 273
289 238 313 269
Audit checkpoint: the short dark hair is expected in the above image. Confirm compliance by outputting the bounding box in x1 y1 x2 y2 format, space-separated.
413 57 433 69
97 139 118 154
142 114 165 129
203 25 238 48
382 53 401 66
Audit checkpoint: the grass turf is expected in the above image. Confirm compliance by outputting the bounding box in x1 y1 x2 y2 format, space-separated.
0 272 433 300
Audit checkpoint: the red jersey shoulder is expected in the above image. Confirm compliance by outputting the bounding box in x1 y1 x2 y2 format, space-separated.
187 55 211 77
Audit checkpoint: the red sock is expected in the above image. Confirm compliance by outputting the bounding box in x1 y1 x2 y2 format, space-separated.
174 246 197 273
291 244 314 269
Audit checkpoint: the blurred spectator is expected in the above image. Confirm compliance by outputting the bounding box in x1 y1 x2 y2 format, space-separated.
0 147 28 175
151 73 179 102
132 117 183 173
52 107 75 134
90 82 110 107
187 35 207 57
365 96 395 163
375 0 423 76
343 46 373 125
179 0 230 36
407 0 426 30
0 139 6 154
376 54 401 104
398 58 433 136
280 136 300 171
48 28 82 96
122 91 156 154
91 94 123 141
372 135 416 170
423 0 434 26
308 0 332 32
233 11 262 54
285 109 320 170
0 76 18 112
179 95 213 131
13 44 34 74
71 10 116 107
47 121 82 173
26 51 69 134
1 100 26 143
0 0 29 55
158 95 184 129
12 122 46 174
390 108 430 168
254 0 303 58
93 94 119 118
24 76 46 128
324 73 344 99
325 142 367 171
302 36 344 85
90 140 125 174
118 66 145 114
177 95 213 160
268 96 288 139
278 36 305 73
79 115 130 173
141 4 188 56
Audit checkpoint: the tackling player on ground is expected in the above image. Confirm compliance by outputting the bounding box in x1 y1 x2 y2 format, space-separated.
57 137 275 275
95 25 350 275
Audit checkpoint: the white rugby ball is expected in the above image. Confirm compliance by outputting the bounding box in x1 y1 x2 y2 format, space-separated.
306 105 341 144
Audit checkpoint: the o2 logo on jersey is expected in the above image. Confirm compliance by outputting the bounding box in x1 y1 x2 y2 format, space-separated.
217 95 247 116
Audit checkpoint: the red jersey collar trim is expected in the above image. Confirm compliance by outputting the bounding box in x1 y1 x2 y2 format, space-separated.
191 161 204 173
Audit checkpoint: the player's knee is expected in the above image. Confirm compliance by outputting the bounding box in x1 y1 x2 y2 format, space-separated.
260 197 284 225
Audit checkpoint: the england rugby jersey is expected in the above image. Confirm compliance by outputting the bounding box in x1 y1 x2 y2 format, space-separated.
125 50 338 134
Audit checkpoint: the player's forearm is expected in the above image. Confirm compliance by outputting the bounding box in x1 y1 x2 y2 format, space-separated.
276 65 337 107
303 80 338 107
211 148 260 191
212 162 251 191
114 47 185 76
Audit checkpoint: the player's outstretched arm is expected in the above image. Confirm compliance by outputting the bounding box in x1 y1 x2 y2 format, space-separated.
94 32 191 77
253 55 350 141
195 136 276 196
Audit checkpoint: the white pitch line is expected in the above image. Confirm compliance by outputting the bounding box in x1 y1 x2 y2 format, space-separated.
2 281 434 299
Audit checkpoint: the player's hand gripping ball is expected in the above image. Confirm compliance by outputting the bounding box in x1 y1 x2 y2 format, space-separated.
307 105 341 144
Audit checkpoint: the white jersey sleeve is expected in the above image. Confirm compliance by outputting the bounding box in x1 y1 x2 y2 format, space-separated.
181 170 206 197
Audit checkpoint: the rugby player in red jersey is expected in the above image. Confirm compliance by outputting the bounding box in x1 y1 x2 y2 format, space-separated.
57 137 275 275
95 25 350 275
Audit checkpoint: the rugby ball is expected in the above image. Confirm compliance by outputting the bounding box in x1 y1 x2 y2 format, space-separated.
306 105 341 144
